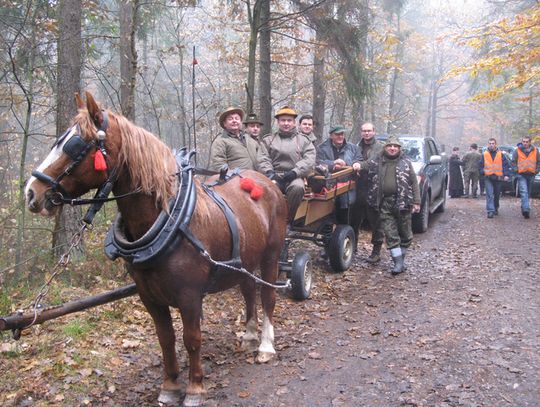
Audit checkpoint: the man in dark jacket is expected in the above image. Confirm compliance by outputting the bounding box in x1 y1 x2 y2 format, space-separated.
511 136 539 218
351 122 385 262
360 136 421 274
316 125 361 224
479 138 510 218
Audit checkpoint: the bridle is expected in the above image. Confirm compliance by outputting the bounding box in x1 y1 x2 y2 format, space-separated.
31 111 140 224
32 124 100 202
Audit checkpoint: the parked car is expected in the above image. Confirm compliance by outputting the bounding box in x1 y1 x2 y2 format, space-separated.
378 135 448 233
499 145 516 194
512 167 540 198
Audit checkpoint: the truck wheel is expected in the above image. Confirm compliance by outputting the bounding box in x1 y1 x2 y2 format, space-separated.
412 194 429 233
327 225 355 272
290 251 312 300
435 182 447 213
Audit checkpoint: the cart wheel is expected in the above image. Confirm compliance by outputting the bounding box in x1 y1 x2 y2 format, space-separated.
328 224 355 272
290 251 312 300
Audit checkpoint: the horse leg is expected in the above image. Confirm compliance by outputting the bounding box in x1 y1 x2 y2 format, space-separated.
239 279 259 352
139 297 182 405
178 296 206 407
256 258 278 363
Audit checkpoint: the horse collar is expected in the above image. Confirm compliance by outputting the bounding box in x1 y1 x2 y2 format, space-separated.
104 148 198 266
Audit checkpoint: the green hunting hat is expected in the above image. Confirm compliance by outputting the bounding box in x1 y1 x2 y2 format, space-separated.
243 113 264 125
329 125 346 134
385 135 401 147
274 106 298 119
219 107 244 129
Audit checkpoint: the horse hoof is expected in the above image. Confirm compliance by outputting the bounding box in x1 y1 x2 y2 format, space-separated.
158 388 182 405
241 339 259 353
256 351 275 364
183 393 205 407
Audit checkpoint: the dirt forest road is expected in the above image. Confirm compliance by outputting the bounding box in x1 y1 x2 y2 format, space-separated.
2 195 539 407
201 195 540 407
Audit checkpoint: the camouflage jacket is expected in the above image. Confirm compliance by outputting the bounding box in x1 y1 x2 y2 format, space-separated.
363 152 420 210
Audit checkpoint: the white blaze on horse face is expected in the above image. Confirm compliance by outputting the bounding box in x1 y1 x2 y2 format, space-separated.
25 126 78 198
258 314 275 355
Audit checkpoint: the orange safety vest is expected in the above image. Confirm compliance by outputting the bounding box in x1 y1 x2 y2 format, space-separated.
517 148 537 174
483 151 503 176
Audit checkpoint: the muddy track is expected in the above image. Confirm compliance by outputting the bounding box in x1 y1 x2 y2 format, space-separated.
2 196 539 407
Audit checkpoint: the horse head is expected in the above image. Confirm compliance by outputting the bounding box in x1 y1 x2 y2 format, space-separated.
26 92 120 216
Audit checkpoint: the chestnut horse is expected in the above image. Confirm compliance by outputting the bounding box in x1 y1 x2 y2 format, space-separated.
25 92 288 406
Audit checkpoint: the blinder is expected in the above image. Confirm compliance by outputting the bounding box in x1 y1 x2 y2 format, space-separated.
31 112 110 203
63 133 93 161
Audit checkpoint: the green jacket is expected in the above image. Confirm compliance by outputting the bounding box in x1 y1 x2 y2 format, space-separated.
461 150 482 174
258 130 316 178
208 130 259 172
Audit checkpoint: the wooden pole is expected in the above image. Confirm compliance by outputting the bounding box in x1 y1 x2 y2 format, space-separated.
0 284 137 336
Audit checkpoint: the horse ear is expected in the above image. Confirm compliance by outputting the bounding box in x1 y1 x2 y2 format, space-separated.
85 91 104 129
74 93 85 110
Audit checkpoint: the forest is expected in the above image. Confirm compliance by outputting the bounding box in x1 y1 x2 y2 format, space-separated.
0 0 538 313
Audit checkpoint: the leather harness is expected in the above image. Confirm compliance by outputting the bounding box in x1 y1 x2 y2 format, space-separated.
104 149 243 269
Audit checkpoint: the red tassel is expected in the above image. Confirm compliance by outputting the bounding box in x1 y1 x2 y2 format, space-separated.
250 185 263 200
94 150 107 171
240 178 255 192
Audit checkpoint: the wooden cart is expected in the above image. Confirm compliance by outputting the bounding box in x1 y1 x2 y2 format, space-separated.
280 167 357 300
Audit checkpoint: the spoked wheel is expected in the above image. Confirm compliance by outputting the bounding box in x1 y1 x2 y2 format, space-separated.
327 224 355 272
290 251 312 300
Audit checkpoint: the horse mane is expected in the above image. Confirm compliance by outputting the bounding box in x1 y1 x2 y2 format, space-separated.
74 110 177 211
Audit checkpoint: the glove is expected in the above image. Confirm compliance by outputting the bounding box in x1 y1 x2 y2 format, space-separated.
281 170 297 183
265 170 277 181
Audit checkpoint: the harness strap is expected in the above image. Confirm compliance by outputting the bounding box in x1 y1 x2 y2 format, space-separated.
201 183 242 266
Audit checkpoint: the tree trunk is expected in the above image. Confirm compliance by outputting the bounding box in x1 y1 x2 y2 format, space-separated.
120 0 139 121
312 38 326 142
246 1 261 114
258 0 272 135
53 0 84 261
12 3 40 282
386 12 402 134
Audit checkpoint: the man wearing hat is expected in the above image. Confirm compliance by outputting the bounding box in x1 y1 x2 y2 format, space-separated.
316 125 361 224
258 106 316 223
208 107 259 172
243 113 264 142
359 136 421 274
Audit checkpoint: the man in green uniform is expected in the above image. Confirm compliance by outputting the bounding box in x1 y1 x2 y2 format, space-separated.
208 107 259 172
461 143 482 198
361 136 421 274
258 106 316 223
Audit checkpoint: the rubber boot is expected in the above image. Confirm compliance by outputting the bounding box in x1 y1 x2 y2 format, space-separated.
390 247 404 275
400 247 407 271
366 243 382 264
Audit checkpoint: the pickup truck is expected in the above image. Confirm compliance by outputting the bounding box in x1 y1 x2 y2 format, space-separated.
378 135 448 233
400 136 448 232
